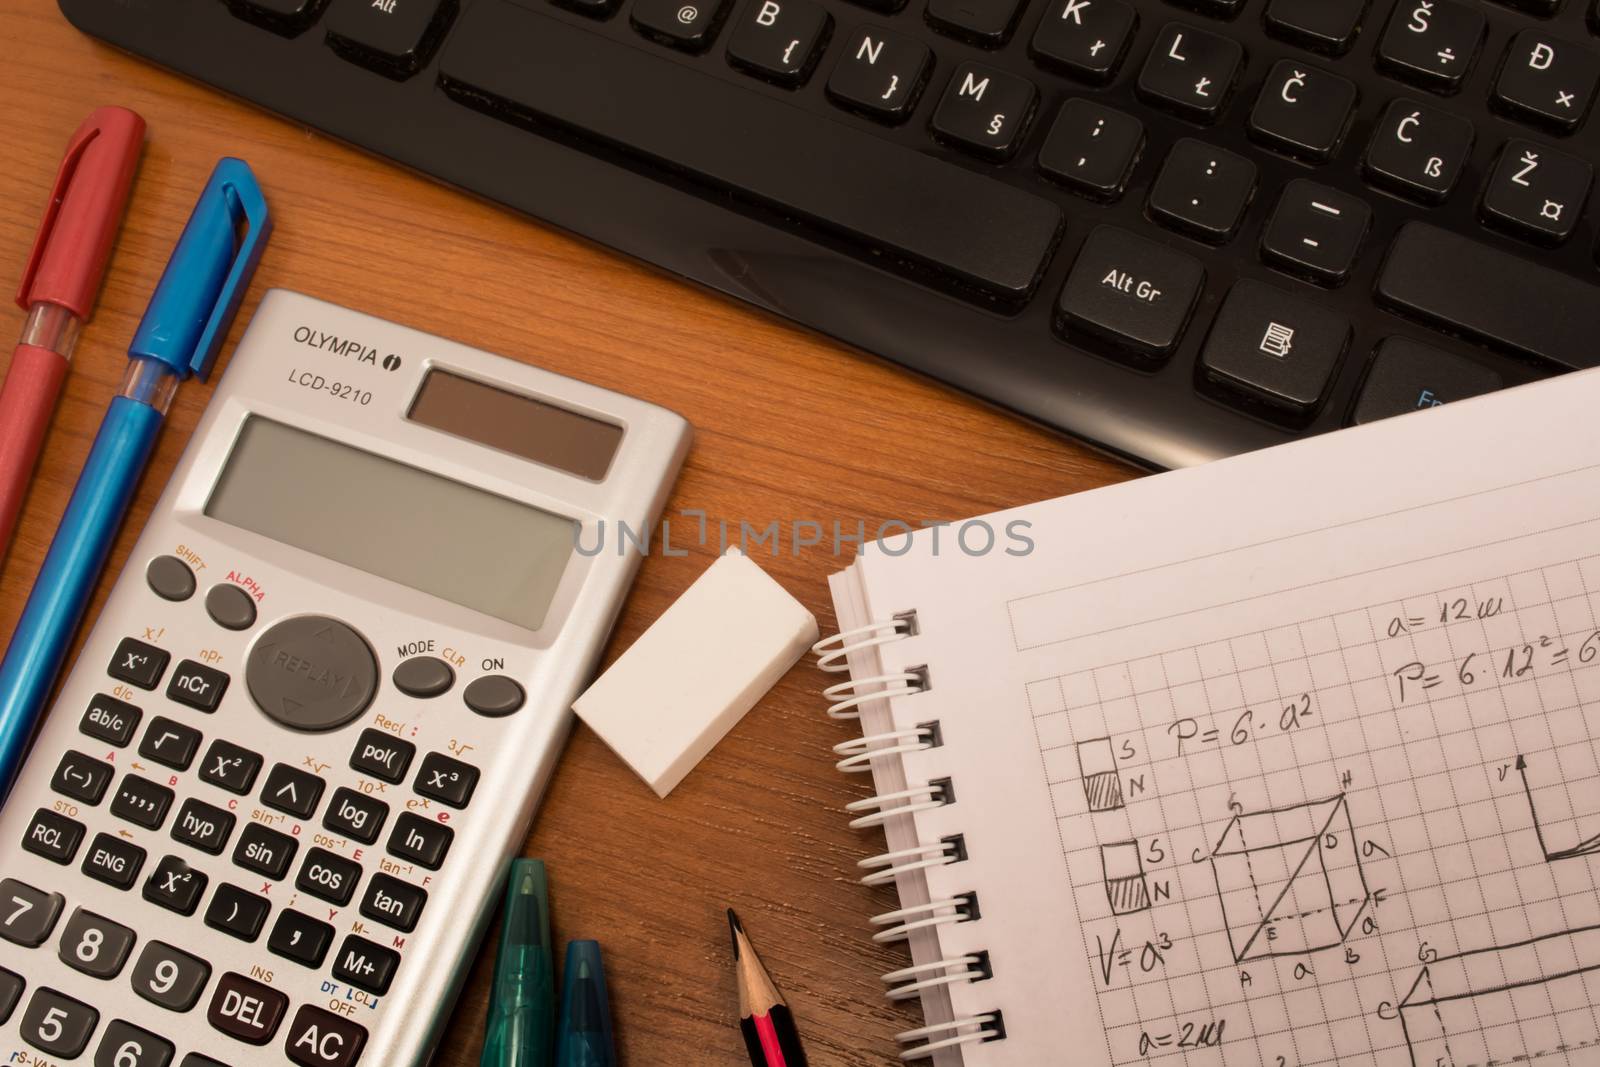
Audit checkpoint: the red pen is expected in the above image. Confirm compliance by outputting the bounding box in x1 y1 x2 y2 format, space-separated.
0 106 144 553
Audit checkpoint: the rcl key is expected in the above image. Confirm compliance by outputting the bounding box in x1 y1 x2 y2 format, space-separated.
930 64 1038 161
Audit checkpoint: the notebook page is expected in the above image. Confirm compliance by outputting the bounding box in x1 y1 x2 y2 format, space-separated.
848 368 1600 1067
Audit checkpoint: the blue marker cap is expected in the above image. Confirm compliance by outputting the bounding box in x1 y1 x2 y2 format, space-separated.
129 158 271 381
554 941 617 1067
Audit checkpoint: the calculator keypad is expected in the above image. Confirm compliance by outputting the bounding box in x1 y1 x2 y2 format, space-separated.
234 821 299 879
142 856 209 916
130 941 212 1012
261 761 325 817
296 848 362 905
23 807 84 863
332 935 399 995
82 831 148 889
109 637 170 690
95 1019 175 1067
58 908 137 979
204 884 271 942
197 738 262 793
172 798 235 854
20 987 99 1057
166 660 229 712
51 749 114 804
323 787 387 843
206 972 287 1044
414 752 479 807
139 715 202 770
269 909 336 968
387 811 452 869
285 1004 368 1067
81 693 143 746
0 878 64 947
0 969 21 1024
112 775 176 829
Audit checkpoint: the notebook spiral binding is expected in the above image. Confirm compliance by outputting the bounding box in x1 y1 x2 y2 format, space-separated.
813 615 1005 1062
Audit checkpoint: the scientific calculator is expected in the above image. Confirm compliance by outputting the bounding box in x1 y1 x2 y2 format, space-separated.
0 290 690 1065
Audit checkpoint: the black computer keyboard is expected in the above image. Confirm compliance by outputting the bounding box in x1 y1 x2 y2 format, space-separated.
61 0 1600 469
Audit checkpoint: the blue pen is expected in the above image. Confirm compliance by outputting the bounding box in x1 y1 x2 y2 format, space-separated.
0 158 270 801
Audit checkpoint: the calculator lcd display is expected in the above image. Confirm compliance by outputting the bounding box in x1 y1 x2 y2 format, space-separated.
205 417 576 630
407 369 622 481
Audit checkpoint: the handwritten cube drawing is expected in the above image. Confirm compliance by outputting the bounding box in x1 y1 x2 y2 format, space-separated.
1400 924 1600 1067
1101 841 1151 915
1209 795 1370 963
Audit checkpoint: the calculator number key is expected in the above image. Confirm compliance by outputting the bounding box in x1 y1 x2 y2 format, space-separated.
131 940 212 1012
59 907 137 979
20 987 99 1058
0 878 64 947
95 1019 175 1067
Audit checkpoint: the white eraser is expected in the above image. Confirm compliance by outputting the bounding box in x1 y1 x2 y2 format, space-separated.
573 550 819 797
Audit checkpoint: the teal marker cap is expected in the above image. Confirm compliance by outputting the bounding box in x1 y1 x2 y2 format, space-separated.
480 859 557 1067
555 941 617 1067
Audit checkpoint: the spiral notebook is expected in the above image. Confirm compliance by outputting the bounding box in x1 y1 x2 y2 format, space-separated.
820 368 1600 1065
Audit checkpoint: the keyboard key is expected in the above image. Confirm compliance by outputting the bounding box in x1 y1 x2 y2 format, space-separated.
442 1 1063 304
262 762 326 818
207 972 287 1045
59 907 137 979
0 878 63 947
1148 139 1256 243
1137 22 1242 123
20 988 98 1058
52 749 114 804
286 1004 368 1067
1029 0 1136 82
225 0 323 33
140 715 202 770
0 968 20 1024
1494 30 1600 133
146 555 196 602
1364 98 1473 201
461 675 523 717
1200 280 1351 416
180 1058 230 1067
1057 225 1205 359
1376 222 1600 371
205 583 258 631
360 873 427 932
632 0 730 52
166 660 230 713
235 821 300 879
143 855 209 916
926 0 1024 46
269 909 336 968
415 751 480 807
1261 181 1371 285
82 831 147 889
324 787 389 844
1264 0 1365 54
1249 60 1358 161
23 807 84 863
1172 0 1242 14
81 693 141 746
173 798 236 854
325 0 446 74
1036 98 1144 200
333 934 400 995
1481 139 1593 244
388 811 453 869
350 729 415 784
1377 0 1483 92
930 64 1038 160
826 26 933 122
206 883 271 942
109 637 170 689
1351 338 1504 425
95 1020 174 1067
726 0 830 85
198 738 263 794
297 847 363 905
113 774 176 829
131 941 211 1012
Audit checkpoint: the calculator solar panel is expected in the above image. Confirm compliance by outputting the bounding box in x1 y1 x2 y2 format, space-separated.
55 0 1600 466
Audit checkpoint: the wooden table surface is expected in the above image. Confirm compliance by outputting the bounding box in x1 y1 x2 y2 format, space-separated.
0 1 1133 1061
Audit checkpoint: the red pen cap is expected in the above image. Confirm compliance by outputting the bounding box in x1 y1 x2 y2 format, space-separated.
15 106 146 319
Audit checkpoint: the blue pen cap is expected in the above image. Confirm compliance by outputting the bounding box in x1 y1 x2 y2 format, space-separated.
129 158 271 381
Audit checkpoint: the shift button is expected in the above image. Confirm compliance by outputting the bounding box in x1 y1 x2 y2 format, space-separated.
146 556 196 601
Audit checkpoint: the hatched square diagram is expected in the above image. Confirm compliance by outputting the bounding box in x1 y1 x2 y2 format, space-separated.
1209 794 1372 963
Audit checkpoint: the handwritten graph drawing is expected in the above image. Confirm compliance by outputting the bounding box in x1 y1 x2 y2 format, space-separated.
1078 737 1124 813
1399 924 1600 1067
1209 794 1371 963
1517 754 1600 863
1101 841 1151 915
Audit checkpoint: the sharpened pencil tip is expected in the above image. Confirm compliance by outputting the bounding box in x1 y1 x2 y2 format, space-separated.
727 908 743 960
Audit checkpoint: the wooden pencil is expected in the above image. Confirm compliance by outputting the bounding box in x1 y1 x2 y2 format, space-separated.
728 909 809 1067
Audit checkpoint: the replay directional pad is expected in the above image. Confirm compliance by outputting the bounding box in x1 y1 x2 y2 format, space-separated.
247 616 378 732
